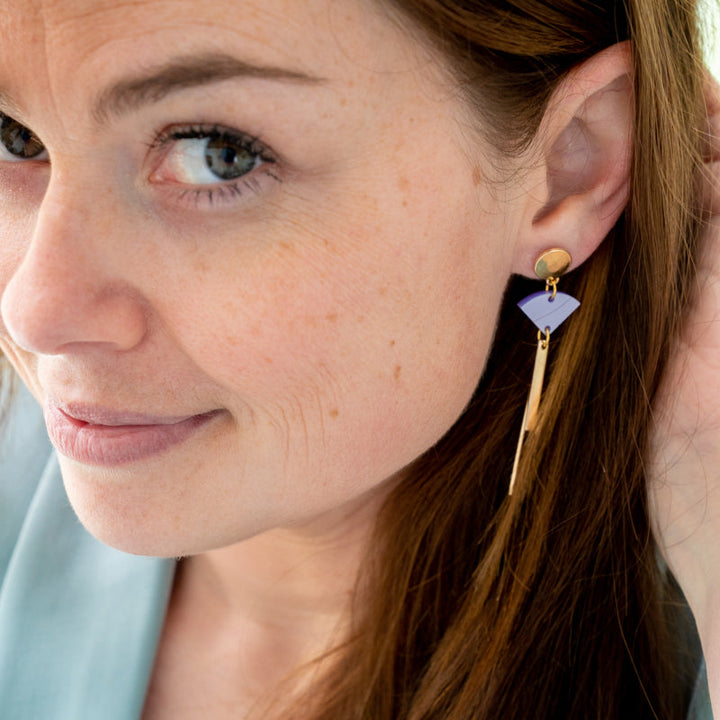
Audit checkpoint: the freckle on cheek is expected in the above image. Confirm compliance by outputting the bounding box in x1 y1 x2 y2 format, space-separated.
329 409 339 419
326 313 338 323
394 365 402 381
472 167 482 187
390 339 396 347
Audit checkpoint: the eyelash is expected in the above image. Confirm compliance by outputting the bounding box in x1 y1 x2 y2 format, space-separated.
0 114 282 209
149 123 282 208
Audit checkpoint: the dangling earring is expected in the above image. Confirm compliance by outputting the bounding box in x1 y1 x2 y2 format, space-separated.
509 249 580 495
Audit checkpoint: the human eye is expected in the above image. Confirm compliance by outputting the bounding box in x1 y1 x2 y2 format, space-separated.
149 124 280 207
0 112 48 162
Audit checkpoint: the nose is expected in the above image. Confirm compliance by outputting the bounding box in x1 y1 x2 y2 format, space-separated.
1 185 148 356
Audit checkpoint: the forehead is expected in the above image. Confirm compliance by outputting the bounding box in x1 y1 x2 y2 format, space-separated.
0 0 427 116
2 0 323 58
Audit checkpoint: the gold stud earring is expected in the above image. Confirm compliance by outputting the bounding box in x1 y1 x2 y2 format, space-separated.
509 249 579 495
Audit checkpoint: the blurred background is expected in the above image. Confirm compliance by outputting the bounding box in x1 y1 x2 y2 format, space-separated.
704 0 720 77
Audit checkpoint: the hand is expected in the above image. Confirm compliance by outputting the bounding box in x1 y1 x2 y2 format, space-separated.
649 75 720 713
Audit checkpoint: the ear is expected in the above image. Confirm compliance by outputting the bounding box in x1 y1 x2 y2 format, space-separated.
511 42 633 277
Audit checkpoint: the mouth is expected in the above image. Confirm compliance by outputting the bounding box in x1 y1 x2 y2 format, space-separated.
44 397 223 466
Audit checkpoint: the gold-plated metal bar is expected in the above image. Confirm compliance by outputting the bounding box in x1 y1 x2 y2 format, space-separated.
508 331 549 495
526 330 549 432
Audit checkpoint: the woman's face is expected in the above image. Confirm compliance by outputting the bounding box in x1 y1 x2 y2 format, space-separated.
0 0 523 555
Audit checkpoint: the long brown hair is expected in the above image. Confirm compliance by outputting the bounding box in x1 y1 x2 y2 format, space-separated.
296 1 709 718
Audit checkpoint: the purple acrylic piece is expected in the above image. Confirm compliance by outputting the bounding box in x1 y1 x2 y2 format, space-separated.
517 290 580 334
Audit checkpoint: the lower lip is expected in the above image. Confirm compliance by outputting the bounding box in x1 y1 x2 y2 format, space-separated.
44 404 222 466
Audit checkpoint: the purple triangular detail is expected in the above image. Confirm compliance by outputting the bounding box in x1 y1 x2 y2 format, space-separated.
517 291 580 334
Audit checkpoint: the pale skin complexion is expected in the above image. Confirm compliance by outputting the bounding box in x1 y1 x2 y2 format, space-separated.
0 0 713 717
650 83 720 716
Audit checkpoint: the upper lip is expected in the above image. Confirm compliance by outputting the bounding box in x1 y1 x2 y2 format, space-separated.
46 396 206 427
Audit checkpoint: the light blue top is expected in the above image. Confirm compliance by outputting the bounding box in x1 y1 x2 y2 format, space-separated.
692 662 714 720
0 385 714 718
0 385 174 719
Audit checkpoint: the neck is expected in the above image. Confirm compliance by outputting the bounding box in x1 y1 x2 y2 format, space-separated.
163 481 392 714
181 494 381 632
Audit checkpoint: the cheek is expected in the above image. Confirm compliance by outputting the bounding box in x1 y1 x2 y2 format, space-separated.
161 198 505 476
0 212 29 333
0 194 39 390
0 238 41 398
0 167 46 336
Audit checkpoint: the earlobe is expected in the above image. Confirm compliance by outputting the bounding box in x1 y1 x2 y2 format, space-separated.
513 42 633 277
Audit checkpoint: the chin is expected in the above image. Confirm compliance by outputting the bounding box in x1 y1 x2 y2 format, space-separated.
66 489 181 557
58 459 264 558
58 461 186 556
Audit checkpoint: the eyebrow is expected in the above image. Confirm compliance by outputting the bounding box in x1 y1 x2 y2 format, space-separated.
91 52 323 124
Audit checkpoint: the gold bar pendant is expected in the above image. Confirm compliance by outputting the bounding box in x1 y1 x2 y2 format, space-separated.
508 334 549 495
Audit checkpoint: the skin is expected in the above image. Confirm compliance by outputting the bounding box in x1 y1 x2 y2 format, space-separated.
649 80 720 718
0 0 641 717
0 0 508 558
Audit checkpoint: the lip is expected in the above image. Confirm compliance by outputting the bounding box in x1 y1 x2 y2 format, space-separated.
44 398 223 466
